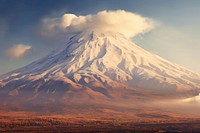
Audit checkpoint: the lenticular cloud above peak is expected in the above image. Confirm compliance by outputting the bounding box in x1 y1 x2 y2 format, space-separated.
42 10 155 38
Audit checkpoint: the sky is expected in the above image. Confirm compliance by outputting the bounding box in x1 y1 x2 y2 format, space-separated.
1 0 200 74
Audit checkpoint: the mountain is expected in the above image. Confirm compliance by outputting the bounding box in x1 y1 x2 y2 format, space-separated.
0 31 200 103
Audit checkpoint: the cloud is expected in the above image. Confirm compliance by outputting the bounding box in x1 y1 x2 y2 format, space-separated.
40 10 155 39
6 44 31 58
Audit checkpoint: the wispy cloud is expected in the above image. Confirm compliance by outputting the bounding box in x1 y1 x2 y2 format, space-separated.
6 44 31 59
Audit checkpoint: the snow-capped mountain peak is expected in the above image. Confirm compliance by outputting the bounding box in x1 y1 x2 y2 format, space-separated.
0 31 200 99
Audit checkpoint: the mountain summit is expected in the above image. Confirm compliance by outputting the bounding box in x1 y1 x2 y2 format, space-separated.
0 31 200 102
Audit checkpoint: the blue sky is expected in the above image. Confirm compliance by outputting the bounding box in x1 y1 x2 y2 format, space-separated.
1 0 200 74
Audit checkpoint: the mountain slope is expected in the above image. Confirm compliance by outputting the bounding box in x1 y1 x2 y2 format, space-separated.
0 31 200 101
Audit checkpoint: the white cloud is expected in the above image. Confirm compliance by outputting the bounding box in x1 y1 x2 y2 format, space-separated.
6 44 31 58
40 10 155 39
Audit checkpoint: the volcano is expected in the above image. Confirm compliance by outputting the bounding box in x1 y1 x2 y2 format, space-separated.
0 31 200 104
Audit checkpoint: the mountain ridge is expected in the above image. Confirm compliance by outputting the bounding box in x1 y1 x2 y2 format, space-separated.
0 31 200 101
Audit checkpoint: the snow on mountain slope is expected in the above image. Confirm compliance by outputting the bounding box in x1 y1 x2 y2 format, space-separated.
0 31 200 100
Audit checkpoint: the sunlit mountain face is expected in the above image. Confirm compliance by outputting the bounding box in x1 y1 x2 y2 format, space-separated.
0 9 200 132
0 31 200 103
